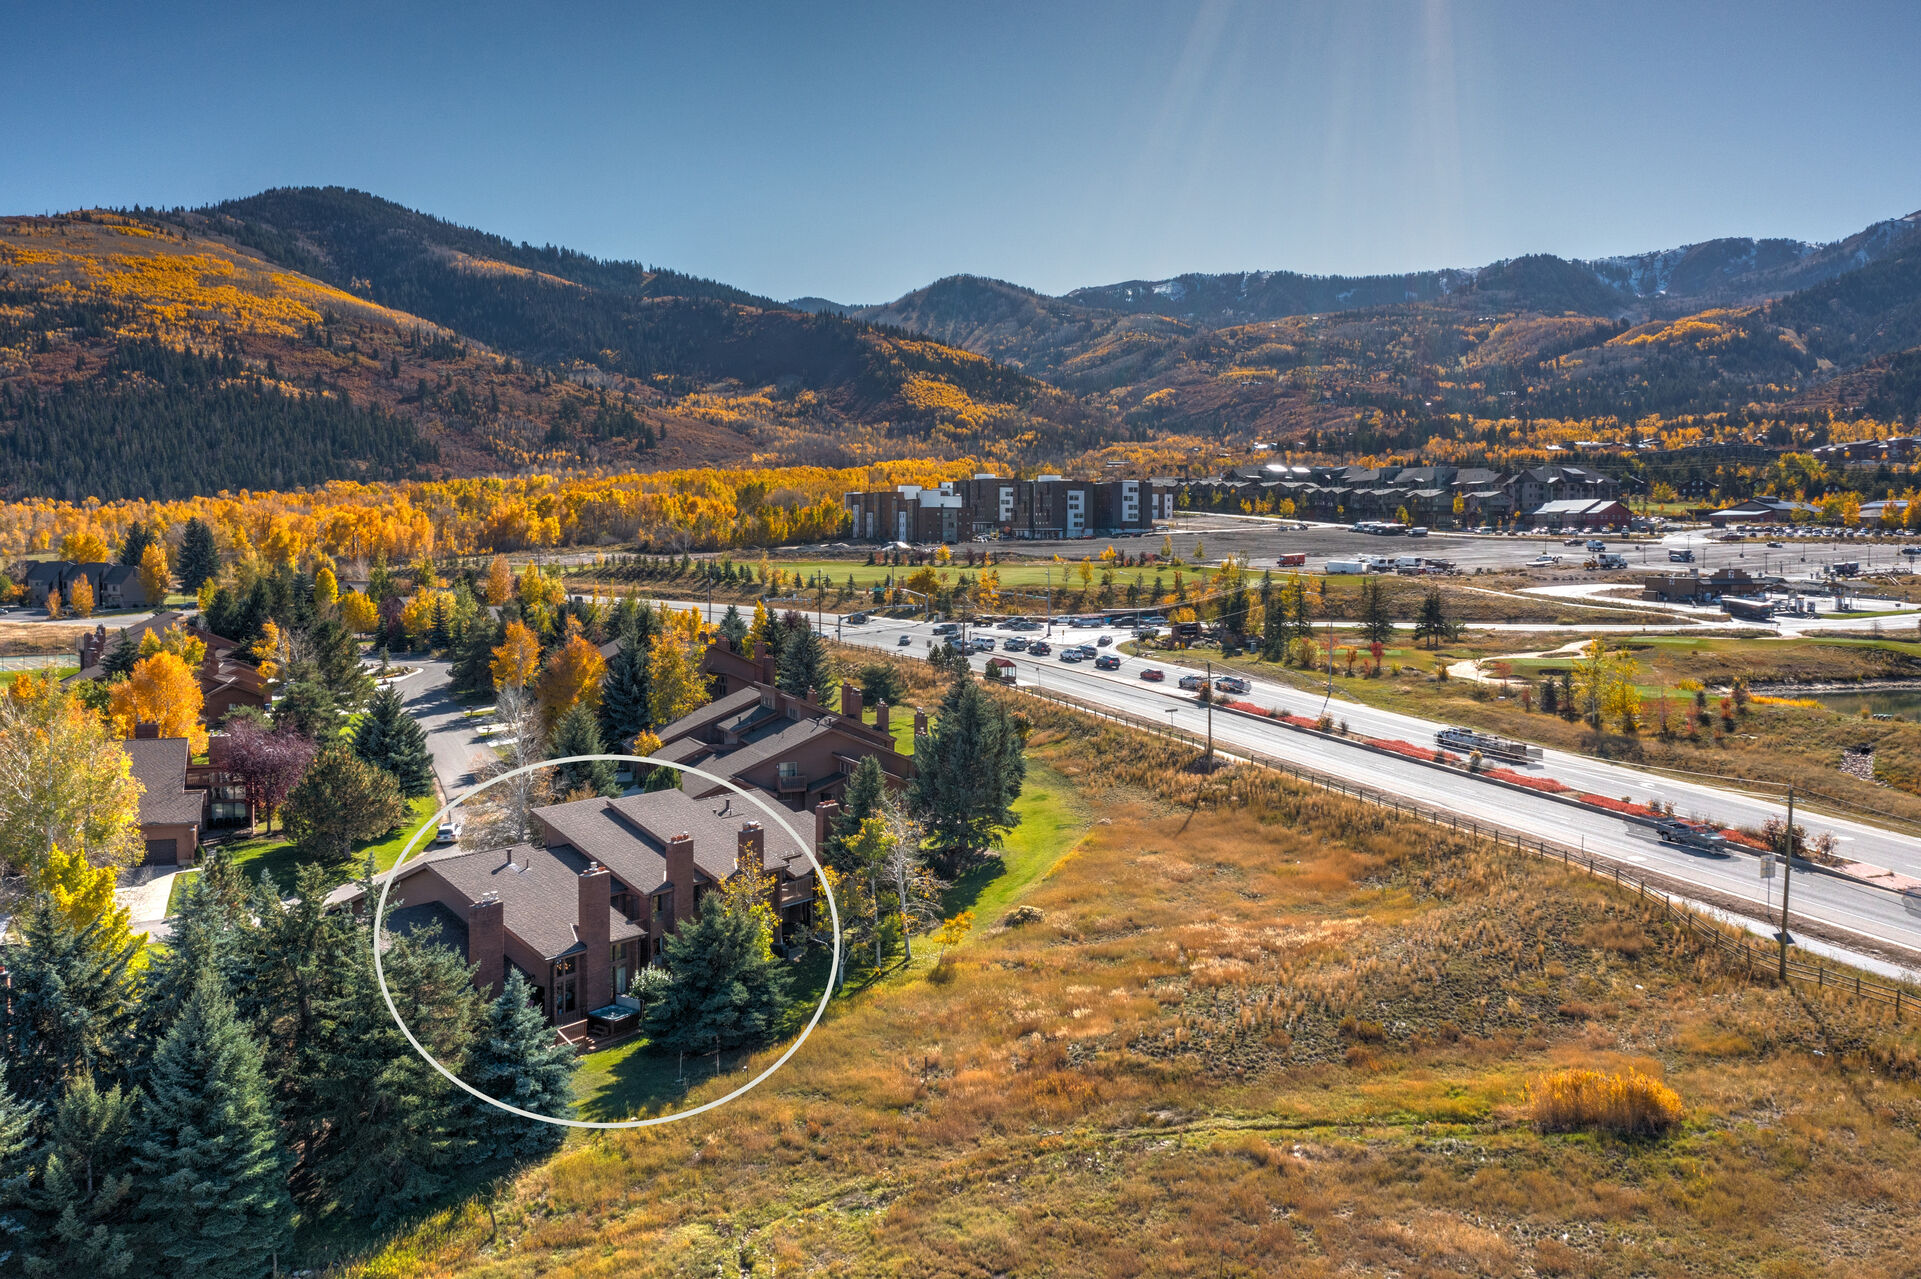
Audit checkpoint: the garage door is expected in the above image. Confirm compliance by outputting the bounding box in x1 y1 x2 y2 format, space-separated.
142 838 176 866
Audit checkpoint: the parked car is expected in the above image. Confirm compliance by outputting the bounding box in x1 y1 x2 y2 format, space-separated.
435 820 463 846
1094 654 1121 670
1140 667 1165 682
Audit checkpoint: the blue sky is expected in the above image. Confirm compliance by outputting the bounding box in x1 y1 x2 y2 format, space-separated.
6 1 1918 302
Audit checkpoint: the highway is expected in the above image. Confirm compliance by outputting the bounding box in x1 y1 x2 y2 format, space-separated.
806 607 1921 968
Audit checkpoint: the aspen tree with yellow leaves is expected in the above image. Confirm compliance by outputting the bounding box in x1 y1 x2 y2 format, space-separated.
491 619 542 690
44 588 61 619
484 554 516 605
109 650 209 754
60 530 110 562
338 589 379 634
67 574 95 618
313 562 339 608
138 542 171 605
536 631 608 725
0 672 145 884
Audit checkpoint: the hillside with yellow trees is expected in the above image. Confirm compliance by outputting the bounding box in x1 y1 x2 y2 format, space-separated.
0 190 1123 501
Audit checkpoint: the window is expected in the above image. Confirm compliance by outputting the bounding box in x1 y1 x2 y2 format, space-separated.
552 957 578 1015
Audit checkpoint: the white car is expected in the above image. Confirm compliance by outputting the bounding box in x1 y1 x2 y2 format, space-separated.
1528 554 1560 567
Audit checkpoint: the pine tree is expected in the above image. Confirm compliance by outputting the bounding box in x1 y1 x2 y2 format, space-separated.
116 521 155 568
452 610 501 695
597 627 652 749
775 619 831 699
717 604 749 647
293 931 479 1220
0 1060 39 1263
282 744 407 863
1359 578 1396 644
137 849 251 1048
129 976 291 1278
459 970 574 1159
272 677 340 743
351 686 437 798
549 702 620 798
20 1075 137 1276
830 755 887 872
0 897 140 1107
908 675 1025 876
642 893 790 1052
309 614 374 709
99 628 140 680
1412 587 1457 649
175 518 219 594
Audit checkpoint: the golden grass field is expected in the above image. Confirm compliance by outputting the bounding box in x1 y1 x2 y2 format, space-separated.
342 691 1921 1278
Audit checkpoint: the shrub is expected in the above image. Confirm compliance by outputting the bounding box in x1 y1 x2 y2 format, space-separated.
1528 1067 1681 1137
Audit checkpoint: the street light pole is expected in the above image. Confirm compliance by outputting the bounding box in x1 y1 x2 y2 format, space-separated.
1778 785 1796 980
1205 658 1214 760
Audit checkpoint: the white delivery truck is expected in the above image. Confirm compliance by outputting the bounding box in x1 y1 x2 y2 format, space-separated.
1324 559 1366 575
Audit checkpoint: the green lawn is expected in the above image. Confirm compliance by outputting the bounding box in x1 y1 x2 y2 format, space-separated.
570 760 1092 1122
205 794 441 895
0 666 77 685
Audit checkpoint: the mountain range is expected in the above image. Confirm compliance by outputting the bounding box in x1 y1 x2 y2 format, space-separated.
2 186 1918 501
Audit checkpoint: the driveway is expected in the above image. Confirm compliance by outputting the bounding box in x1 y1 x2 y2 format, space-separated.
116 865 182 939
387 655 494 798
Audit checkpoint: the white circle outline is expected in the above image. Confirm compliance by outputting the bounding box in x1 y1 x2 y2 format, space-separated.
371 754 843 1129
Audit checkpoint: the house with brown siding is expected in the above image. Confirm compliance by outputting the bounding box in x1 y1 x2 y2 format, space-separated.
124 734 208 865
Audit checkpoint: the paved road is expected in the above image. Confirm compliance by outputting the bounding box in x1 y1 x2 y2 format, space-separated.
387 656 493 797
814 608 1921 965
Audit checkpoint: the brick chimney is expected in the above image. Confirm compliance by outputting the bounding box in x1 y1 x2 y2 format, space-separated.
667 833 696 932
754 640 775 684
736 821 765 880
133 721 160 740
577 861 612 1013
814 798 841 848
840 682 862 718
873 699 890 735
913 708 929 736
467 895 506 997
806 686 818 705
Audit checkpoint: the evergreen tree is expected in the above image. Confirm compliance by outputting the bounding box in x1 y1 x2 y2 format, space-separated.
282 744 407 863
293 931 479 1220
829 755 888 873
20 1075 137 1276
351 686 437 799
137 849 251 1048
271 677 339 742
775 617 831 698
308 614 373 708
597 627 652 749
116 521 155 568
0 897 140 1107
1358 578 1396 644
1259 592 1288 662
129 976 292 1278
1411 587 1458 649
549 702 621 797
908 675 1025 876
99 628 140 680
0 1061 39 1266
641 893 790 1052
717 604 749 648
459 971 575 1159
856 661 906 708
452 610 502 696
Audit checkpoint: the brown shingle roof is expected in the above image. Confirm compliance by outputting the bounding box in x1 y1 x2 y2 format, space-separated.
408 842 643 961
122 737 206 826
532 788 815 897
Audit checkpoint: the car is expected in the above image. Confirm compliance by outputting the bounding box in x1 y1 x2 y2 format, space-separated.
434 821 462 846
1076 645 1099 659
1094 654 1121 670
1528 554 1559 567
1002 637 1028 651
1139 668 1165 682
1096 634 1112 646
898 634 913 646
1177 673 1206 691
970 637 995 652
1058 649 1082 662
846 612 869 624
1029 641 1052 655
1214 675 1251 695
1563 538 1584 547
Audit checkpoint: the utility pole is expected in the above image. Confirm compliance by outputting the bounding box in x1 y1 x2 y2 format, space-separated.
1777 785 1796 980
1205 658 1214 759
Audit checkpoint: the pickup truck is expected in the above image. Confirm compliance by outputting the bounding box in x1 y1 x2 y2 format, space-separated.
1177 673 1206 691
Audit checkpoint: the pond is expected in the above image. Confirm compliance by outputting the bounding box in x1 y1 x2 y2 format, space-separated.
1812 686 1921 720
